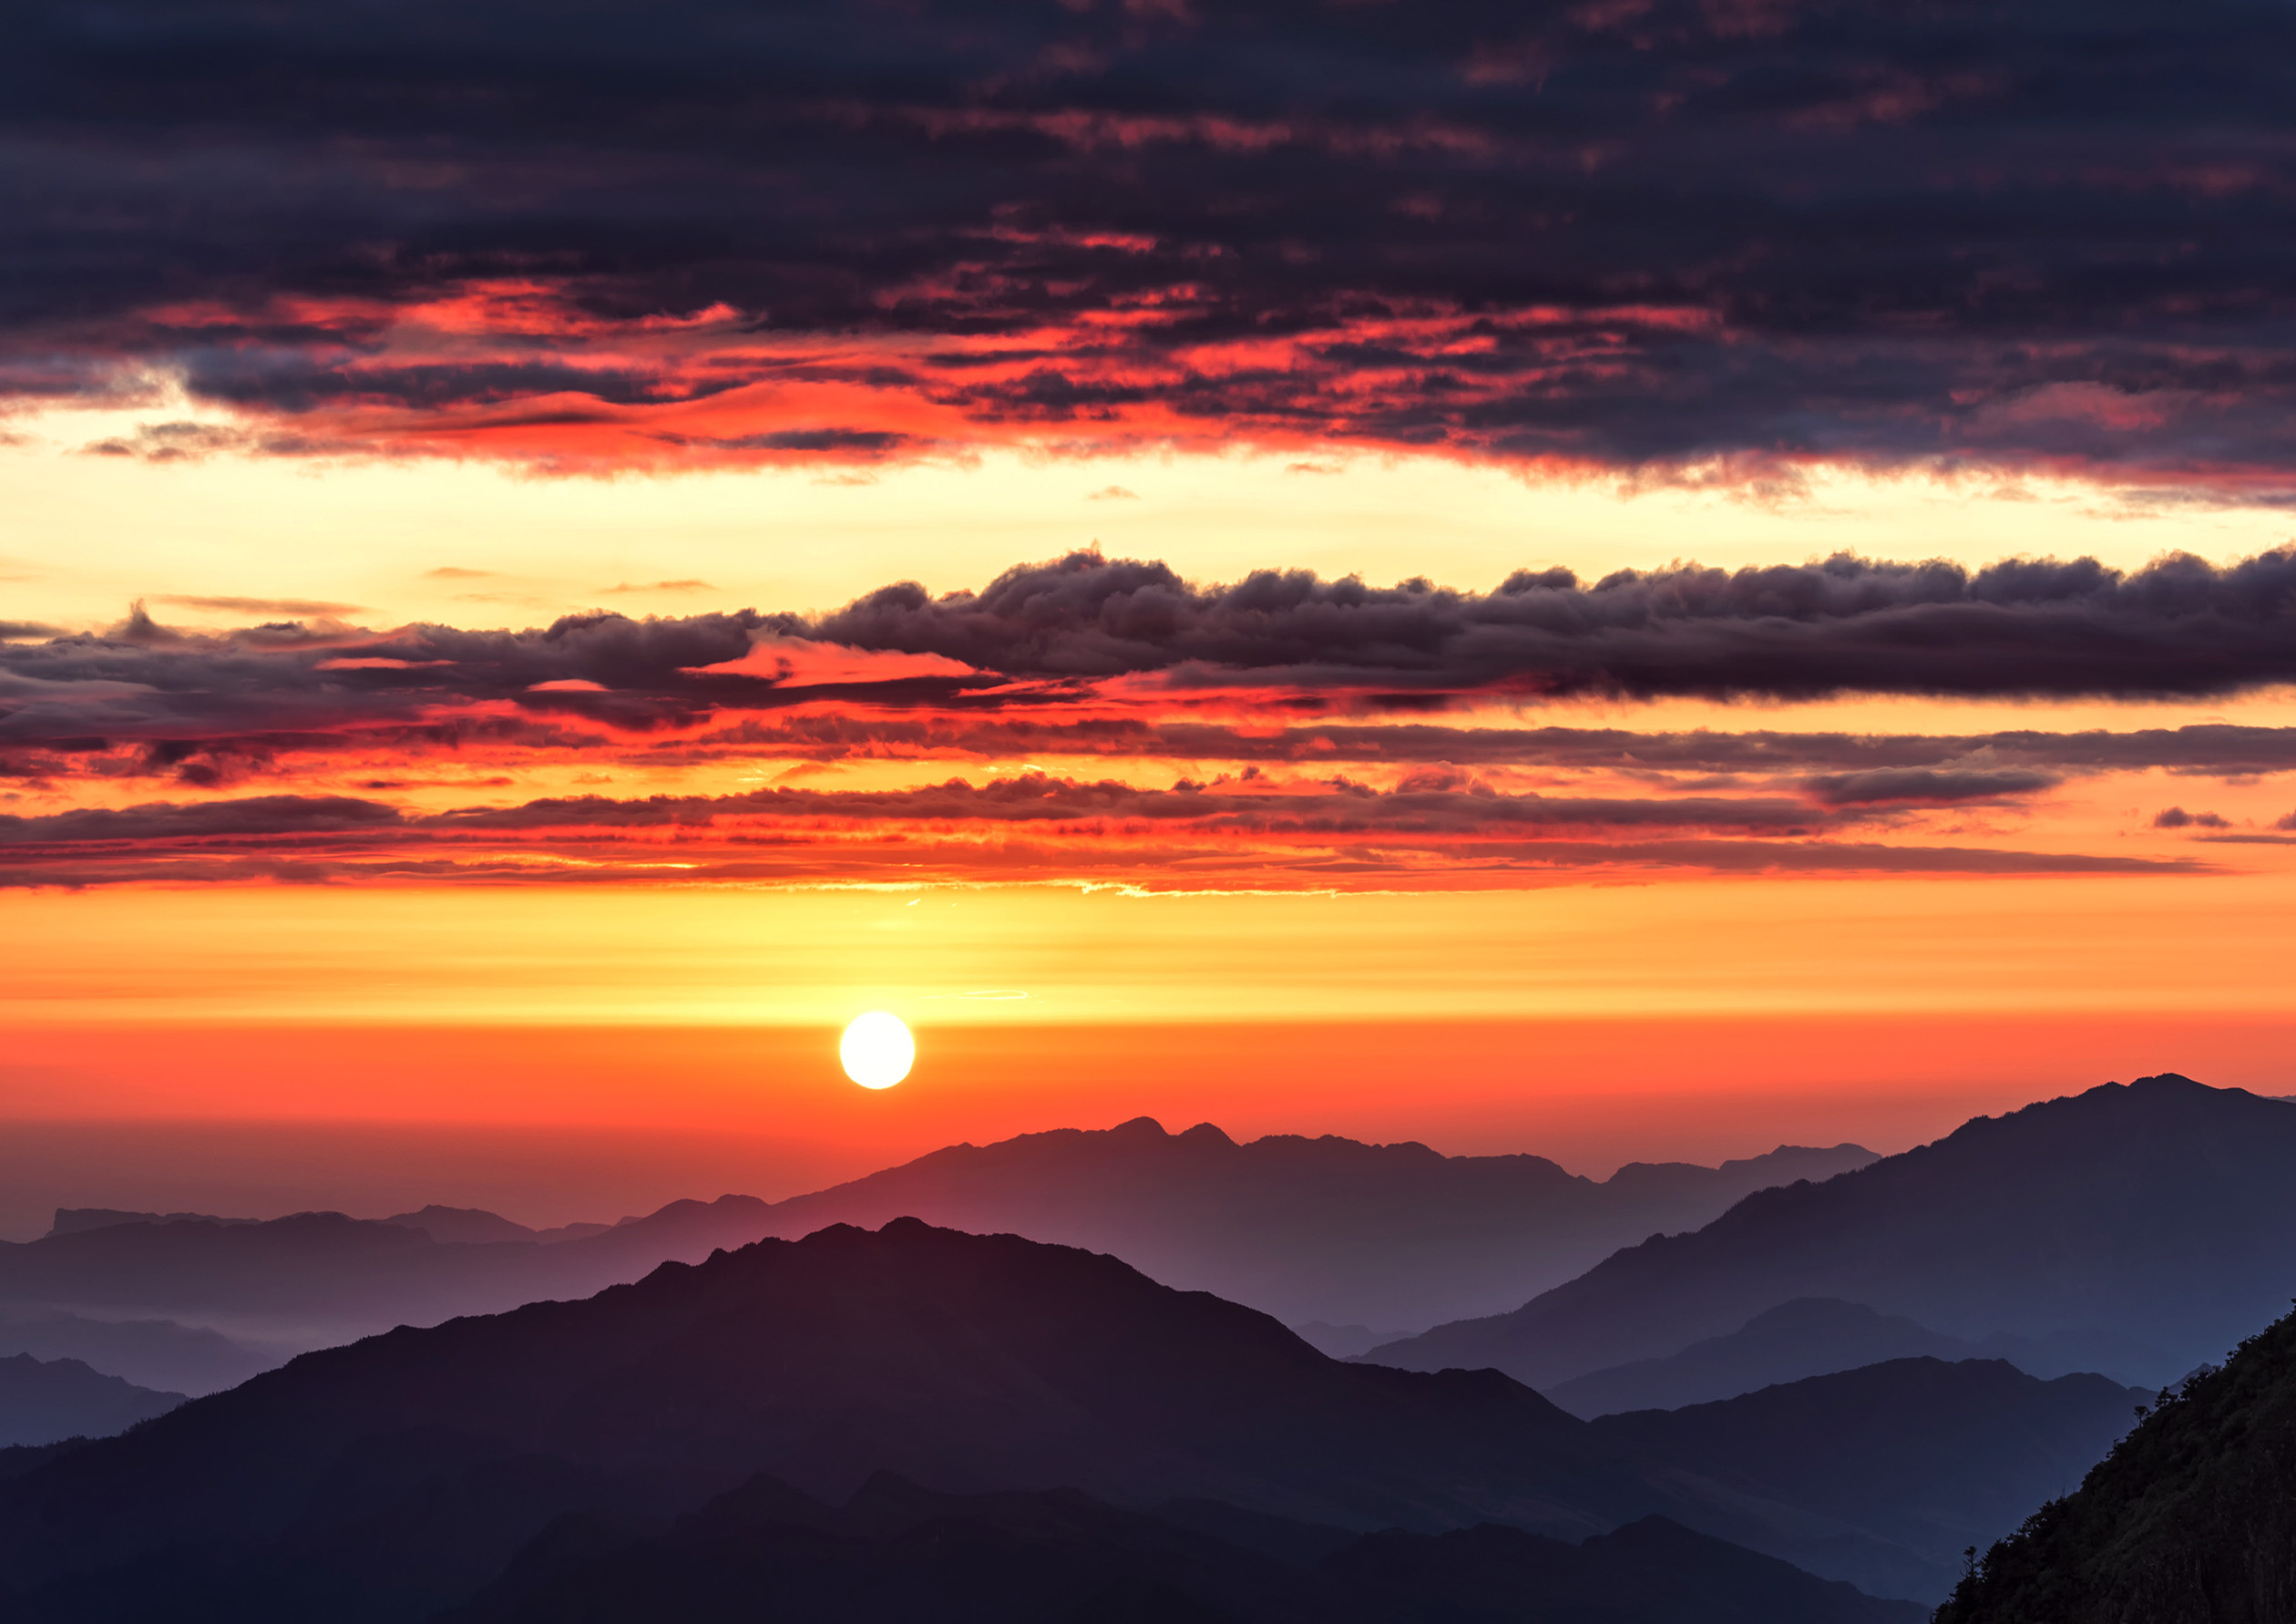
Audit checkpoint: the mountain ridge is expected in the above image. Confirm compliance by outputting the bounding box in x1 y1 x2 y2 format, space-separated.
1366 1075 2296 1392
1934 1300 2296 1623
1548 1298 2146 1417
448 1469 1927 1624
0 1218 1921 1622
0 1219 1637 1620
0 1124 1871 1393
746 1120 1873 1329
1590 1356 2144 1601
0 1352 183 1449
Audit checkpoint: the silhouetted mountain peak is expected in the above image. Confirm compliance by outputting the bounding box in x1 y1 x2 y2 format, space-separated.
1368 1074 2296 1393
751 1120 1876 1331
381 1206 540 1245
36 1208 439 1262
5 1123 1878 1397
46 1208 262 1239
1911 1071 2282 1159
618 1194 768 1228
1748 1299 1898 1333
2131 1070 2201 1089
1729 1143 1875 1172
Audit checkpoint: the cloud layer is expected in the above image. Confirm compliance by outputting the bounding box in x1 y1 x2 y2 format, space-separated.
6 547 2293 763
815 548 2296 699
4 546 2292 886
0 777 2205 891
9 0 2296 482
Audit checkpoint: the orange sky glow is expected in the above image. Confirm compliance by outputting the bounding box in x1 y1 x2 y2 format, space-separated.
7 411 2296 1221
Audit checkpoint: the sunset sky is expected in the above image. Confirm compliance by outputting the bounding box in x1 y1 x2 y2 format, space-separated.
5 0 2295 1230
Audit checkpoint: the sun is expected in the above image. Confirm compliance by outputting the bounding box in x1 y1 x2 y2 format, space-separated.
839 1012 915 1089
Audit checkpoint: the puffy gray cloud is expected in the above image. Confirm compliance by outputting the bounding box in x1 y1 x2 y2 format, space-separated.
0 795 398 845
815 547 2296 700
1802 768 2061 807
0 603 817 747
7 550 2296 786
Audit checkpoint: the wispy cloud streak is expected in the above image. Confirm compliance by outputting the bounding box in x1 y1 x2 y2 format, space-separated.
0 779 2205 892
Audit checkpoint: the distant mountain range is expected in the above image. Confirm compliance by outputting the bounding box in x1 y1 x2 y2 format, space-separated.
0 1219 1941 1622
0 1197 782 1393
0 1353 181 1448
0 1124 1870 1393
0 1305 272 1396
1936 1299 2296 1623
1591 1357 2143 1602
742 1119 1875 1330
1551 1300 1978 1415
447 1471 1925 1624
1549 1298 2142 1417
50 1205 617 1246
1368 1075 2296 1392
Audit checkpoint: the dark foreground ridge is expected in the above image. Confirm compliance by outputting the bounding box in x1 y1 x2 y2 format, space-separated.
448 1471 1923 1624
1935 1299 2296 1624
0 1217 1764 1622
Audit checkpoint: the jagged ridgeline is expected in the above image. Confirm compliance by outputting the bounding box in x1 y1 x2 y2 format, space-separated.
1935 1300 2296 1624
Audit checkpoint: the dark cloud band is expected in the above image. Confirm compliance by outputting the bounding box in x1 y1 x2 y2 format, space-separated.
7 0 2296 479
5 551 2296 791
815 549 2296 700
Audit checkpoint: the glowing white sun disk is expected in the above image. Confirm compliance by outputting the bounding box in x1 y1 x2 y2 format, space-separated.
840 1012 915 1089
